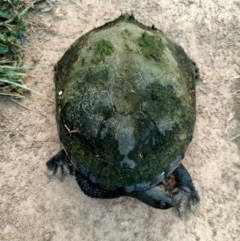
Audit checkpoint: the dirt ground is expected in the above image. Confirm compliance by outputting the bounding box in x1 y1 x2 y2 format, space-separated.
1 0 240 240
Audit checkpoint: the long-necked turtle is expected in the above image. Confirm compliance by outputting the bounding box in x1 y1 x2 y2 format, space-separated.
47 14 200 216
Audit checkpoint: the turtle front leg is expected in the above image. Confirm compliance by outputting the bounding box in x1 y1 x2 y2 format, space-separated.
170 163 200 217
46 150 74 180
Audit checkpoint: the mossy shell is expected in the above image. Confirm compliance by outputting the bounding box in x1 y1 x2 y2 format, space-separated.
55 15 196 192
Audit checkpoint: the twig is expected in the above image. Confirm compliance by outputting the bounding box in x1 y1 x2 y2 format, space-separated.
8 97 31 110
64 124 77 134
62 144 79 171
230 133 240 141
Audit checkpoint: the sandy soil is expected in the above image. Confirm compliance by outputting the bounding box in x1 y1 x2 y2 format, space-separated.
1 0 240 240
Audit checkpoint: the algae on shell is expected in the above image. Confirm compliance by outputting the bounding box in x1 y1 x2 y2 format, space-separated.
55 15 196 190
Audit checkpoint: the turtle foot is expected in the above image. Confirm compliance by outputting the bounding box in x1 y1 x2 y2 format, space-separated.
172 164 200 217
172 186 200 217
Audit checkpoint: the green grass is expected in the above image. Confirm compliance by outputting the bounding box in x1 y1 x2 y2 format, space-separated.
0 0 44 97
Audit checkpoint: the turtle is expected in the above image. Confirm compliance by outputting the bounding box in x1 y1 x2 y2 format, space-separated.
47 14 200 216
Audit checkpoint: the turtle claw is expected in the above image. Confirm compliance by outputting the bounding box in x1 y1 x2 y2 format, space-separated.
172 186 199 217
46 150 73 180
54 161 71 180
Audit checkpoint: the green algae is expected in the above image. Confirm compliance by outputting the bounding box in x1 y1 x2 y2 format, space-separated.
91 40 114 65
137 32 164 62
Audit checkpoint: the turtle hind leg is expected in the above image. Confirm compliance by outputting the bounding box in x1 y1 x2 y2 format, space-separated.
46 149 73 180
75 170 124 199
172 163 200 216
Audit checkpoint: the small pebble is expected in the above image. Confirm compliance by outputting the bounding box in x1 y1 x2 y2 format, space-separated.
8 131 15 138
